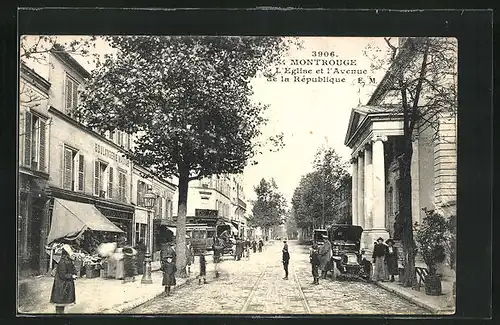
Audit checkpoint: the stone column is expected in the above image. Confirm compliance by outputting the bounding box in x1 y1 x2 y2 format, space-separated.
364 144 373 229
357 152 365 229
351 157 358 226
372 135 388 229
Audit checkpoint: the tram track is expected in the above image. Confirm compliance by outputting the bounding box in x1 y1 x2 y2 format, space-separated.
239 265 270 313
291 264 312 314
239 255 312 314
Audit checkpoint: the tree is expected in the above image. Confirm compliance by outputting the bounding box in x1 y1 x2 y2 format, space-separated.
312 146 350 227
291 146 349 234
364 37 457 287
249 178 287 237
78 36 295 277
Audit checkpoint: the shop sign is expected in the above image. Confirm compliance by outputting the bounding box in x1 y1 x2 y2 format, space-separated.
94 143 130 167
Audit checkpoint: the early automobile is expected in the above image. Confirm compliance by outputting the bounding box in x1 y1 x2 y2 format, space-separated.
327 225 372 280
312 229 328 246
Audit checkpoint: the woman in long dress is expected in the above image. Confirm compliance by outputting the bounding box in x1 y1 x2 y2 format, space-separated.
50 245 77 314
385 239 399 282
372 237 387 282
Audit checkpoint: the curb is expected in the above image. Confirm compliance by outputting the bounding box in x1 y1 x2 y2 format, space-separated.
100 277 192 314
374 281 455 314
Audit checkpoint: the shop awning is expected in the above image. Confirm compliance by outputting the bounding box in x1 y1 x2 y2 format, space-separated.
221 222 238 234
47 198 124 244
166 227 190 239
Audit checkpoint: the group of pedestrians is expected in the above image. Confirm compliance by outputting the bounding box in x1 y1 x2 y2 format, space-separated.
372 237 399 282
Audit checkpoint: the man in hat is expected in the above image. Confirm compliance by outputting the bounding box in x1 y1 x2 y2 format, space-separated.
372 237 388 282
282 242 290 280
318 234 332 279
310 243 320 284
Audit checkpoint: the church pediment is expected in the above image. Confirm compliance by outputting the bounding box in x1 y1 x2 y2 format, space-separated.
344 105 400 148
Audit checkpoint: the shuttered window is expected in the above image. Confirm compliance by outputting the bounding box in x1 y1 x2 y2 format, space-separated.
126 134 131 149
118 171 127 202
63 147 75 190
78 154 85 191
137 181 146 206
65 75 79 115
108 166 114 198
24 112 32 167
94 161 100 196
39 119 46 171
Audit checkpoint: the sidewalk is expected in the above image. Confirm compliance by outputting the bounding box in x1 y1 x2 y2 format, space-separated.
374 278 455 314
18 259 200 314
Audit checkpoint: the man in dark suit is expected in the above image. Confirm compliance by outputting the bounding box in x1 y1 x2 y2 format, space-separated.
282 244 290 280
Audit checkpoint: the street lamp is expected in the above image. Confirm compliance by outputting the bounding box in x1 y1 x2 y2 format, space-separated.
141 186 156 284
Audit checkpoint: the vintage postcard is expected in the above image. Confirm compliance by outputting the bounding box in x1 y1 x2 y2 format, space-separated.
18 34 457 315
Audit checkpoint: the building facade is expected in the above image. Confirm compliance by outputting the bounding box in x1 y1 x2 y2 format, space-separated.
344 39 457 253
18 48 177 274
173 173 248 237
18 63 52 276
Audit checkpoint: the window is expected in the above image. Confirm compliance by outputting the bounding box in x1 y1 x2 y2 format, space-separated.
108 166 114 198
77 154 85 191
135 223 147 243
21 111 47 172
65 74 79 115
154 195 163 218
94 160 109 197
137 180 147 206
63 147 84 192
118 171 127 202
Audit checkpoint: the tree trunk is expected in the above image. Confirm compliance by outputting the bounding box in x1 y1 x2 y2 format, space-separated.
400 139 417 287
175 169 189 278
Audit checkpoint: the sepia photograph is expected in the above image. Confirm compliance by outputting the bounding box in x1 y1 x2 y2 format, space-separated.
17 34 458 316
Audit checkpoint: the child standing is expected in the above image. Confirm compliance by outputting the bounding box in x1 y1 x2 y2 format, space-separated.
161 257 176 296
198 251 207 285
310 243 320 285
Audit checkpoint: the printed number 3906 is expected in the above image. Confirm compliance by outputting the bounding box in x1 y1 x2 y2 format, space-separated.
312 51 336 57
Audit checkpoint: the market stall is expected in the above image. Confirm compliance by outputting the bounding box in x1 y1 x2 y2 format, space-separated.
46 198 125 278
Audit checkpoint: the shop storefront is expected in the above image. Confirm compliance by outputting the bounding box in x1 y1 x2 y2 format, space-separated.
18 175 50 276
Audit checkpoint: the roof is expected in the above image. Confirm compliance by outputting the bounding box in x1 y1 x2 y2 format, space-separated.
344 105 402 147
50 44 91 79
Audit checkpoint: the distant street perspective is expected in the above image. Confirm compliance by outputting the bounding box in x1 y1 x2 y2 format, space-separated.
18 33 456 316
129 241 427 314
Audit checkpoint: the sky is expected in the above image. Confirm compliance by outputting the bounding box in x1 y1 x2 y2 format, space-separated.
243 37 389 203
21 36 391 206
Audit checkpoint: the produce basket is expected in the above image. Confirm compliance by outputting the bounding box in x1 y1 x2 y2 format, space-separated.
85 264 101 278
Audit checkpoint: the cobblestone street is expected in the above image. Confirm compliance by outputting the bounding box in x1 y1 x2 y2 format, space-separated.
129 241 429 315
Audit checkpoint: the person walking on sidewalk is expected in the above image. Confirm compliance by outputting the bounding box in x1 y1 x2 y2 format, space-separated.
258 239 263 252
372 237 388 282
186 243 193 274
122 246 137 283
252 239 257 253
282 244 290 280
50 244 77 314
134 239 146 275
161 257 177 296
198 251 207 285
385 238 399 282
310 243 320 285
